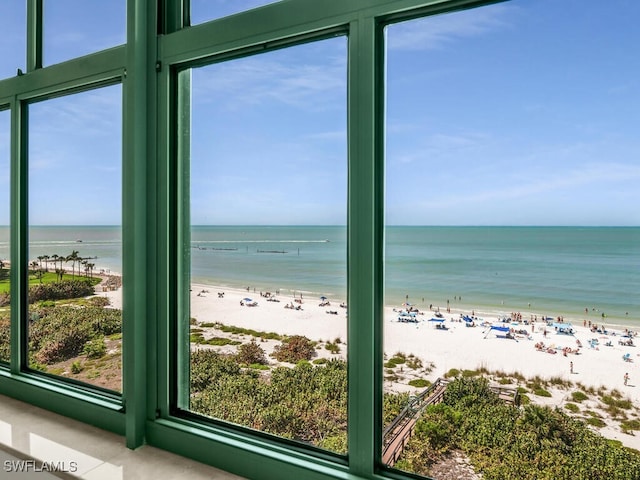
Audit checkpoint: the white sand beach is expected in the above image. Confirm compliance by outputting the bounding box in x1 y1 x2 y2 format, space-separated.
100 282 640 450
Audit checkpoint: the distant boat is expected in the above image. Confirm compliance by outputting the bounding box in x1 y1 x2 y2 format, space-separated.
76 239 83 243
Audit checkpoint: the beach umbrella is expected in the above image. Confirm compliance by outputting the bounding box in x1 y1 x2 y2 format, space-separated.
243 298 253 302
320 296 327 300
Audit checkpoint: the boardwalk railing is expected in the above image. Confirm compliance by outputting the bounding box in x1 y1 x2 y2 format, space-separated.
381 378 519 466
382 378 450 466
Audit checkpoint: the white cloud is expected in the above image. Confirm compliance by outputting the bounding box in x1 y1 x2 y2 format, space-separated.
387 3 517 51
192 40 347 113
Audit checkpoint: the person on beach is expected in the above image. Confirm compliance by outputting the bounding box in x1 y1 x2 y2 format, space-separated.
624 372 629 386
570 361 573 374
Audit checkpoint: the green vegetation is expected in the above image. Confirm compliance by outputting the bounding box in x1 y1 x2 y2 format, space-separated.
601 395 633 411
29 304 121 364
189 333 242 346
190 351 347 451
82 336 107 359
0 278 98 307
405 355 423 370
0 314 9 362
324 341 341 354
533 387 552 397
572 391 589 403
408 379 430 388
71 361 84 374
236 340 267 365
394 377 640 479
208 322 284 341
565 403 580 413
621 419 640 434
444 368 460 378
586 417 607 428
271 335 316 363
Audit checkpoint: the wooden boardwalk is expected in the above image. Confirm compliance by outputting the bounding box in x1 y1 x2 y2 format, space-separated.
381 378 519 467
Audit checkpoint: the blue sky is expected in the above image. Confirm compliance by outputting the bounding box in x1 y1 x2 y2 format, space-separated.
1 0 639 226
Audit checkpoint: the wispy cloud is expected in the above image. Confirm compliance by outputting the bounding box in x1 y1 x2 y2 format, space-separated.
413 162 640 210
387 3 517 51
192 40 347 113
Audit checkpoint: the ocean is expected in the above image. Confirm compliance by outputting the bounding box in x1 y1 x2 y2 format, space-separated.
1 225 638 328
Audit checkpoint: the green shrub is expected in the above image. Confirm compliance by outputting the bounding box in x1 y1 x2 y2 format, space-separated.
406 356 423 369
71 361 83 374
83 337 106 358
271 335 315 363
565 403 580 413
601 395 633 410
0 316 9 363
28 280 95 303
248 363 270 370
444 368 460 378
408 379 430 388
87 296 110 307
621 419 640 433
205 337 241 346
190 333 205 343
313 358 328 365
571 391 588 402
29 306 122 364
586 417 607 428
325 342 341 354
236 340 267 365
533 388 552 397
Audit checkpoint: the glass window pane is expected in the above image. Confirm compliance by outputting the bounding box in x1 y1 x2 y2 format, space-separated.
28 85 122 392
44 0 126 66
0 109 10 364
190 0 281 26
186 37 348 454
0 2 26 79
383 1 640 477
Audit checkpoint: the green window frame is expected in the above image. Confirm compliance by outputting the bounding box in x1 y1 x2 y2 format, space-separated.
1 1 579 479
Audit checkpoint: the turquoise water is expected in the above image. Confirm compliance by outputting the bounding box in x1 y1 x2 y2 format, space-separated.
1 225 637 327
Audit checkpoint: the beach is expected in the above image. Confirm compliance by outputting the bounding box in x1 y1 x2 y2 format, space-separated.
102 280 640 450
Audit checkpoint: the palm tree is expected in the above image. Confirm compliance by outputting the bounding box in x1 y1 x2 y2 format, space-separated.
66 250 80 278
42 254 50 272
86 262 95 279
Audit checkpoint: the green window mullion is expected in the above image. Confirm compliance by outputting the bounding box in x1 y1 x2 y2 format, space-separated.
347 15 385 477
9 99 28 375
26 0 43 72
174 67 191 412
123 0 156 450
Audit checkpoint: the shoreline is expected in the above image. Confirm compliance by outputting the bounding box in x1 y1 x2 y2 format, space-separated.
99 279 640 450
